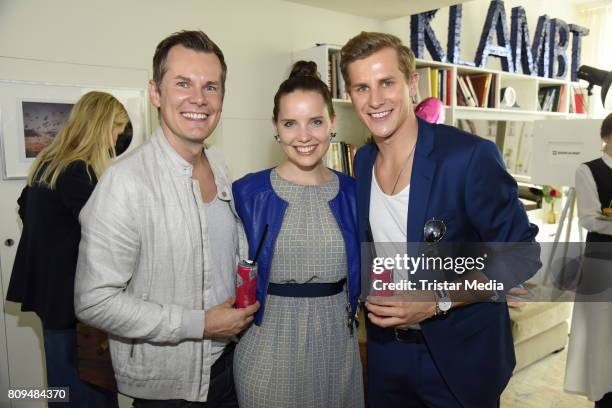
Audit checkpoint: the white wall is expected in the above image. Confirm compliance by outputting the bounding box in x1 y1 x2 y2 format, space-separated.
383 0 582 73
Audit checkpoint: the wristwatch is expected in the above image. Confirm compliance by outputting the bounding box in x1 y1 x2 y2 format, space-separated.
434 289 452 315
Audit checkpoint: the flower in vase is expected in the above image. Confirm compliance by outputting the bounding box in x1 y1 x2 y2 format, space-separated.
542 185 562 203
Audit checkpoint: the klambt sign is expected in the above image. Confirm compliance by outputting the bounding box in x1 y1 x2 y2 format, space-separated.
410 0 589 81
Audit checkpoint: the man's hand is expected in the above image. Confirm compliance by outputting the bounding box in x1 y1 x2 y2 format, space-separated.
203 297 260 338
365 292 436 328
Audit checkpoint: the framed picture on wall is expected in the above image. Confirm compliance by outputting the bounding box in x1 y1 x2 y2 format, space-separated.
0 80 147 179
18 99 75 159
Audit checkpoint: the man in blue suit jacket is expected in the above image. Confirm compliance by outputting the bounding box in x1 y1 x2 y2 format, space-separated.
340 32 540 407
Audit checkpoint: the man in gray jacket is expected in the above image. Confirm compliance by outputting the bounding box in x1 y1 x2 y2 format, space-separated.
75 30 259 406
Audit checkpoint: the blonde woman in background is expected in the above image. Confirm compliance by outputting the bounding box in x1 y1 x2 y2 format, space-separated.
6 91 129 407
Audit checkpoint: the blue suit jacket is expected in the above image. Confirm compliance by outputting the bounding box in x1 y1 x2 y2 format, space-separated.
355 117 540 407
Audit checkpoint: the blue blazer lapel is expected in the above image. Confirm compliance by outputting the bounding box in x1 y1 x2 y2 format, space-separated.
356 143 377 242
407 118 437 242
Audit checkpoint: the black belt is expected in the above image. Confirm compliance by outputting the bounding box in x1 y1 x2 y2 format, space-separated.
267 279 346 297
369 324 425 344
393 328 425 344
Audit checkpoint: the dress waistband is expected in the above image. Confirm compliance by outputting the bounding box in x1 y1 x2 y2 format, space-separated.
267 279 346 297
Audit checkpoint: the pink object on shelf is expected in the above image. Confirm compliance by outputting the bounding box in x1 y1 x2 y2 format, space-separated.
415 97 444 124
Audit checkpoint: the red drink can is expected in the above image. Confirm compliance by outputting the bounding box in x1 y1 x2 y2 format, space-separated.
371 268 393 297
235 260 258 308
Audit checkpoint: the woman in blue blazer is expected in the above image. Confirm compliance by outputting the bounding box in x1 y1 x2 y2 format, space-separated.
232 61 363 408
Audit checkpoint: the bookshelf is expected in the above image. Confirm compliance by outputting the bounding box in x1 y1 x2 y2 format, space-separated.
293 44 589 181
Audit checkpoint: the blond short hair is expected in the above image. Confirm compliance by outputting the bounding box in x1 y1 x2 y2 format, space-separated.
340 32 416 88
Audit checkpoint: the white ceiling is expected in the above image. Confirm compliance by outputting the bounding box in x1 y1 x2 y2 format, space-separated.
570 0 611 5
281 0 475 21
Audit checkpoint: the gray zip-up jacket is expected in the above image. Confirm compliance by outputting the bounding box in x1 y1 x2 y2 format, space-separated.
75 127 247 401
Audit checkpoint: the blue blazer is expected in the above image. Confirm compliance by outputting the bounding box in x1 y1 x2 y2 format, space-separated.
232 168 360 326
355 117 540 407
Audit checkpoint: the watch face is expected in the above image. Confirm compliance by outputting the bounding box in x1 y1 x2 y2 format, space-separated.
439 298 452 312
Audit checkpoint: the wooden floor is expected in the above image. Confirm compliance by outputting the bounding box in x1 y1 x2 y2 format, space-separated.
501 348 593 408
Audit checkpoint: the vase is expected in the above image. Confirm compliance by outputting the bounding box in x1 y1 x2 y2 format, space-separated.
546 200 557 224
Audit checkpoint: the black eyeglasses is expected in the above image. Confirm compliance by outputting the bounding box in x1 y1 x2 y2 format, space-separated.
423 218 446 243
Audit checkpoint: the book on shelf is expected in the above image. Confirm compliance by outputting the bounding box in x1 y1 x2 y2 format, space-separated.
338 71 346 100
549 89 558 111
445 70 452 105
570 86 587 114
327 57 332 95
544 89 556 111
330 53 338 99
484 74 493 107
538 86 553 111
415 66 451 105
467 74 492 108
487 76 496 108
557 85 567 113
437 69 446 103
347 144 356 176
550 88 559 111
457 76 477 107
416 67 432 102
340 142 348 174
538 85 567 112
464 76 478 108
327 51 348 100
326 142 338 170
430 69 438 101
325 142 356 175
456 85 467 106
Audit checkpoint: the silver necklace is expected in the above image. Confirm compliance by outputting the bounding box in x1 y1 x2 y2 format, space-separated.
385 142 417 195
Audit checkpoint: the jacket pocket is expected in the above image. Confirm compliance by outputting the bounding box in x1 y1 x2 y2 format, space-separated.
116 339 186 381
449 303 501 341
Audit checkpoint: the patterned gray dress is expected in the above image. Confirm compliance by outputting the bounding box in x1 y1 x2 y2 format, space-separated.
234 169 364 408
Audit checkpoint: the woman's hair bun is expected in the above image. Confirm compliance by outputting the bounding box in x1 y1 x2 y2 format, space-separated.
289 60 319 80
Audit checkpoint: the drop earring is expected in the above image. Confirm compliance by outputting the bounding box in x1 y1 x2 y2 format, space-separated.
274 134 280 143
330 132 336 140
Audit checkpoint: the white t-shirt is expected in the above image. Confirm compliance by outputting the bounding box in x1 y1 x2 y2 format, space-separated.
369 166 410 283
370 167 422 330
201 195 237 362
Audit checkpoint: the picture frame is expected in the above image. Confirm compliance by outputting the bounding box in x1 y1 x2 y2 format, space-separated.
17 98 75 160
0 80 147 180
